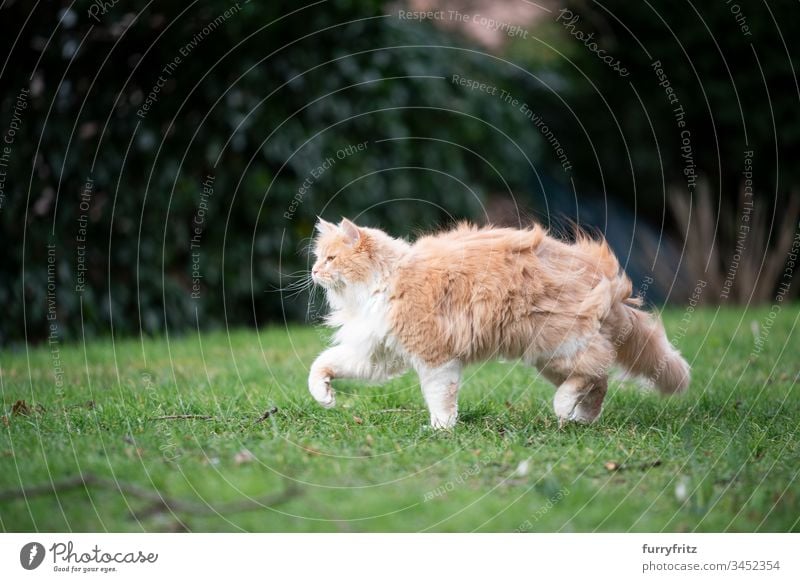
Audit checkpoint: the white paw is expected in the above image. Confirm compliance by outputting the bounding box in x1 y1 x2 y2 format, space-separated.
553 382 605 424
430 412 457 430
309 376 336 409
555 398 598 424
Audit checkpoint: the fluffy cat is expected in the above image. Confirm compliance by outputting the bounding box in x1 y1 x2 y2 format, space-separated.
308 218 690 428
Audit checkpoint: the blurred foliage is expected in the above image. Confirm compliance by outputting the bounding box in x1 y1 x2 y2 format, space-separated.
0 0 541 344
509 0 800 217
2 0 797 344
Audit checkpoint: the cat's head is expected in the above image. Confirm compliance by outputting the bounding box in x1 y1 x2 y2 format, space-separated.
311 218 400 289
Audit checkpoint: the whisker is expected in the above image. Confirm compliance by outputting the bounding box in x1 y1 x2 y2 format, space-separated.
307 283 321 322
265 284 308 294
266 274 315 295
286 286 313 300
275 270 310 281
298 236 316 254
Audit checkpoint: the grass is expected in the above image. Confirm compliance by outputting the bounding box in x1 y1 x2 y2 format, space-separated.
1 305 799 532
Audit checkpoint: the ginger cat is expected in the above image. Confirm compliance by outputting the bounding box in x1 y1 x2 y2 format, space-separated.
308 218 690 428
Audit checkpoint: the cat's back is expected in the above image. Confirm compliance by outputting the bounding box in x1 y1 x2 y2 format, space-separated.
403 223 546 269
387 224 548 364
387 223 547 317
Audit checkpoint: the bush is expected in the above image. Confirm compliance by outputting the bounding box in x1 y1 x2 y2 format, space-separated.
506 0 800 302
0 1 542 344
512 0 800 212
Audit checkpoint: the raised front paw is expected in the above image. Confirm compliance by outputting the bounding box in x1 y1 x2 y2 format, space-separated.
309 372 336 409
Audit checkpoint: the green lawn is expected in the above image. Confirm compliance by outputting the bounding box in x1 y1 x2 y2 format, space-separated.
1 306 798 532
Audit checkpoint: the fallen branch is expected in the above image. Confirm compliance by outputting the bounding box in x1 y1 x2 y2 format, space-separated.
253 406 279 424
151 414 213 421
0 473 300 517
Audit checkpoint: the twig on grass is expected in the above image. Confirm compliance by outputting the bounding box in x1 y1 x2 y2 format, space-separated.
253 406 279 424
374 408 414 414
150 414 213 421
0 473 301 517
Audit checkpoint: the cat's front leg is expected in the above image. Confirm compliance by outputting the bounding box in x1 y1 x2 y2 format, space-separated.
309 347 345 408
416 360 462 429
308 344 379 408
308 363 335 409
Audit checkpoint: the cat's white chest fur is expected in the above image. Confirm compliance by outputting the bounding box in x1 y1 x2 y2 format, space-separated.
325 283 406 381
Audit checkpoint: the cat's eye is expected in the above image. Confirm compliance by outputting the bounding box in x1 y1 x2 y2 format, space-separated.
325 255 336 262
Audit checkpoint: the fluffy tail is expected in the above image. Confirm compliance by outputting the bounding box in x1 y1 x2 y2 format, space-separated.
572 231 690 393
615 305 691 394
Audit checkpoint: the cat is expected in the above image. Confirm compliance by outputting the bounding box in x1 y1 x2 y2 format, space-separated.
308 217 690 429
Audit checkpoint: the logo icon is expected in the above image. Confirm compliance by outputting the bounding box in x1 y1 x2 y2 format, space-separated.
20 542 45 570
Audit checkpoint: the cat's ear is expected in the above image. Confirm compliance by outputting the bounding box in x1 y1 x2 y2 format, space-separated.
315 217 337 235
340 218 361 245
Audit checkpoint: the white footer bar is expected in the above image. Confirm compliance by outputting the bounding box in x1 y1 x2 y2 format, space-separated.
1 533 796 581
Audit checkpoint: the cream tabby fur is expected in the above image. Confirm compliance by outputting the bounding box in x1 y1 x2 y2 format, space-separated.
308 218 690 429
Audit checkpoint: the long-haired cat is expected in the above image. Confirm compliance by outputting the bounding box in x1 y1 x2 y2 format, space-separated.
308 218 690 428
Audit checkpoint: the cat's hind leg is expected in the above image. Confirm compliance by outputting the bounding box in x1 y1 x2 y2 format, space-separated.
552 375 608 425
536 343 612 425
415 359 462 429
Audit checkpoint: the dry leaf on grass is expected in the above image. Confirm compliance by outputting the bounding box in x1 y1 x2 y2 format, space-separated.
11 400 45 416
12 400 30 416
605 460 661 472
